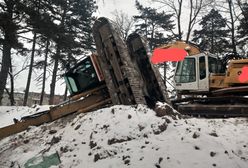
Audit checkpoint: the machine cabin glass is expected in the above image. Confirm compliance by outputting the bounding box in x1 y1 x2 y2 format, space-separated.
208 56 225 73
175 58 196 83
199 56 206 80
64 57 101 96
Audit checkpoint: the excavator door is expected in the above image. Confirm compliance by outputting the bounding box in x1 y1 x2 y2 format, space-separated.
64 55 105 96
174 53 210 94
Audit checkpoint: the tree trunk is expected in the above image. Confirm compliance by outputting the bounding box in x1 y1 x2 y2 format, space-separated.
227 0 237 54
49 46 60 105
186 0 193 42
9 60 15 105
237 0 248 24
49 1 67 105
4 88 11 104
163 62 167 86
145 18 148 39
178 0 183 40
150 24 155 49
211 17 214 53
23 32 37 106
0 40 12 105
40 40 49 105
63 86 68 101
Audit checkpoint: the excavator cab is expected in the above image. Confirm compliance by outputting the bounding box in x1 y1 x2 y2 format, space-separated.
160 41 227 95
174 53 224 94
64 54 105 96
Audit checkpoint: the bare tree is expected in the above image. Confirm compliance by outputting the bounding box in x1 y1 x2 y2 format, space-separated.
1 60 15 105
111 10 135 41
23 32 37 106
9 58 15 105
214 0 241 54
236 0 248 56
40 40 49 105
227 0 237 54
186 0 213 42
0 0 22 105
152 0 183 40
152 0 213 42
0 51 29 105
236 0 248 16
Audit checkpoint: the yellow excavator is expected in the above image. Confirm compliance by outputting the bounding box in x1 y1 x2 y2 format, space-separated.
162 41 248 116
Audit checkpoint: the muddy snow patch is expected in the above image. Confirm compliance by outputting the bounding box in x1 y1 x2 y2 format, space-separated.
154 102 182 119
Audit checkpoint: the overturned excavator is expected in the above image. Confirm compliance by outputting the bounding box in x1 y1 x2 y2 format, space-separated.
65 17 170 108
0 17 170 139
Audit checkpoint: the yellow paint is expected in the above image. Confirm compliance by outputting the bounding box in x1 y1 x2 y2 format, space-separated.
159 41 201 56
225 59 248 84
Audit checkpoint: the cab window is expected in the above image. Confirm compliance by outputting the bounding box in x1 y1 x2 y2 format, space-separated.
175 58 196 83
64 57 100 95
208 57 218 73
199 56 206 80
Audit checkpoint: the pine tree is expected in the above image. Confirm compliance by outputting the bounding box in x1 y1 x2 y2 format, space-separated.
152 0 183 40
1 0 96 105
192 9 230 54
20 0 96 104
21 0 50 106
46 0 97 104
134 0 174 49
0 0 24 104
237 2 248 57
39 39 50 105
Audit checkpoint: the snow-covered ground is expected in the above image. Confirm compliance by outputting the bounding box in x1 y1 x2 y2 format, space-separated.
0 105 50 128
0 104 247 168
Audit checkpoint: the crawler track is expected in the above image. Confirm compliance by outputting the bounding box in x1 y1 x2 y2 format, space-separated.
93 17 147 105
126 33 171 107
172 96 248 117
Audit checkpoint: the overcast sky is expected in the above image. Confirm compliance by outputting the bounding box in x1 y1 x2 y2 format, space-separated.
96 0 139 18
12 0 210 95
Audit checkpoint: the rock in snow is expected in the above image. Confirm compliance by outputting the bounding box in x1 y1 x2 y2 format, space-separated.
0 104 248 168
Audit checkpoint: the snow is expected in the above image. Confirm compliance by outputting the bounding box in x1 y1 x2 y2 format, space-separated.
158 62 177 98
0 104 248 168
0 105 51 128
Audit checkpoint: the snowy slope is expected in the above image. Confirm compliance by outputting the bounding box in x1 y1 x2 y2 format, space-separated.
0 105 50 128
0 104 247 168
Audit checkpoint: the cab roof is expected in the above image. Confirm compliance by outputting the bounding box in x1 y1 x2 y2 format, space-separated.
159 41 201 56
